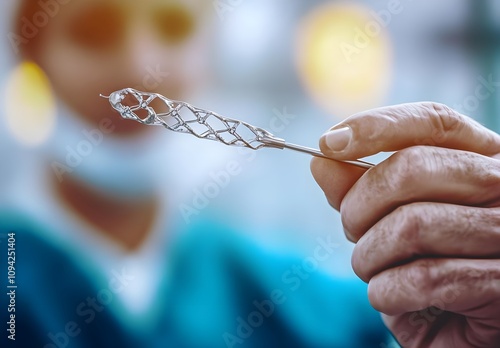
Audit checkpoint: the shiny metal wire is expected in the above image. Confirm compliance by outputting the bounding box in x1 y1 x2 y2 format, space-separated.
101 88 373 169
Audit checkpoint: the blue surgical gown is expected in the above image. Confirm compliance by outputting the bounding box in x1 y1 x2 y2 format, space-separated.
0 211 389 347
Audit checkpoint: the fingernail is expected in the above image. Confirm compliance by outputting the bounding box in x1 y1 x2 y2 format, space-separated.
323 126 352 152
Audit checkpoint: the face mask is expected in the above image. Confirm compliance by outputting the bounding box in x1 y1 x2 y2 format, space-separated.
43 100 235 207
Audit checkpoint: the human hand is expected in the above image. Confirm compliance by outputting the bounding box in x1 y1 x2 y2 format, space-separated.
310 102 500 347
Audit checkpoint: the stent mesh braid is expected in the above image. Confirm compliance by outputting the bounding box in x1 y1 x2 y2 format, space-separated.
116 88 274 150
104 88 374 169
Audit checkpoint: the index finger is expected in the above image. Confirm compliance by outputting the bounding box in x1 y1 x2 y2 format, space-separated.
319 102 500 160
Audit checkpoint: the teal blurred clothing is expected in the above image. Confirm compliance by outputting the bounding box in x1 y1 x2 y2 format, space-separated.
0 211 388 347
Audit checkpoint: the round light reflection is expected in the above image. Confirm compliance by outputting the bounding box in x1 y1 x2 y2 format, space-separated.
296 3 392 119
4 61 56 147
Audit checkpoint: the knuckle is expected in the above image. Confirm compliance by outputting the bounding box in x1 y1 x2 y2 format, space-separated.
366 280 381 310
405 259 440 296
351 244 372 281
392 204 424 251
489 208 500 236
388 147 426 190
455 262 500 289
478 161 500 202
427 102 464 139
389 146 449 194
339 205 355 240
350 249 364 279
425 102 500 155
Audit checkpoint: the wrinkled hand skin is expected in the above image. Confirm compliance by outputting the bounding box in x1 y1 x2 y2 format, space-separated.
310 102 500 347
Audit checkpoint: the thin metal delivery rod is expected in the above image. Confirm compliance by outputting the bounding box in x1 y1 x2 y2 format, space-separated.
101 88 374 170
256 134 373 169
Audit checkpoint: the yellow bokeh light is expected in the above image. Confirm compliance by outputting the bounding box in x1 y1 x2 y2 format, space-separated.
295 3 392 119
4 61 56 147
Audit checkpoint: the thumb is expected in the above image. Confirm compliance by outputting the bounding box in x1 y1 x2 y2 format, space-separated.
319 102 500 160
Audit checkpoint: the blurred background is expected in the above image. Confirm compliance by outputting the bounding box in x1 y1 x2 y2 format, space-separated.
1 0 500 297
202 0 500 269
0 0 499 346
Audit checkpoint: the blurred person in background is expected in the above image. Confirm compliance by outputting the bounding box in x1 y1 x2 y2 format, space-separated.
0 1 387 347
